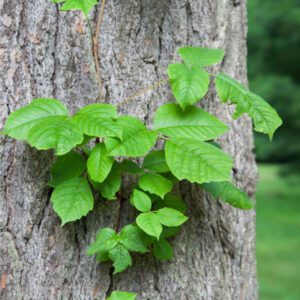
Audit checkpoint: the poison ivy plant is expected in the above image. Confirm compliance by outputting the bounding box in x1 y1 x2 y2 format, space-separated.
2 44 282 299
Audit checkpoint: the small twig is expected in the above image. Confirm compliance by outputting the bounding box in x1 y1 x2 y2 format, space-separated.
114 191 123 232
117 78 169 108
93 0 107 101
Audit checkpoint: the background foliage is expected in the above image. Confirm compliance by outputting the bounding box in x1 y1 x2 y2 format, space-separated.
248 1 300 299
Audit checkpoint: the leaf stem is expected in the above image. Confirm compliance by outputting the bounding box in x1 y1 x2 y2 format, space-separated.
117 78 169 108
93 0 107 101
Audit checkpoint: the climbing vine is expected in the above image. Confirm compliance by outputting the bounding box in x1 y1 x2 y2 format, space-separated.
1 1 282 299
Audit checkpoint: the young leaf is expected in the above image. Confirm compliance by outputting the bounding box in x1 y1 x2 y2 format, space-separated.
105 116 158 157
153 103 228 141
154 194 187 213
48 151 86 188
54 0 98 18
215 73 282 139
109 244 132 274
106 291 137 300
156 207 188 227
87 228 118 256
119 224 148 253
97 163 121 200
178 47 224 68
50 177 94 225
130 189 152 212
142 150 169 173
202 181 254 210
3 98 68 140
71 104 122 139
87 143 114 183
167 63 209 109
136 212 162 240
138 173 173 198
27 116 83 155
165 138 233 183
153 238 174 261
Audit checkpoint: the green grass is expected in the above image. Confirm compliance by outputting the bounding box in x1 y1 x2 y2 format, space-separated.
256 164 300 300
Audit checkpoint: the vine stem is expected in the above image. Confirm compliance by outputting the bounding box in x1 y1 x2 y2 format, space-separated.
117 78 169 108
93 0 107 101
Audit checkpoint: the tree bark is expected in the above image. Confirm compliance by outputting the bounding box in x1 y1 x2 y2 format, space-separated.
0 0 257 299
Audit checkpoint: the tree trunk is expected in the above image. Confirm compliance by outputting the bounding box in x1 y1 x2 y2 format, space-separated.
0 0 257 299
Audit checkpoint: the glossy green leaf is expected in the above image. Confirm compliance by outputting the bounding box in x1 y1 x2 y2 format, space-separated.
153 103 228 141
136 212 162 240
48 151 86 187
153 238 174 261
87 228 117 256
167 63 209 109
156 207 188 227
109 244 132 274
53 0 98 17
142 150 169 173
138 173 173 198
106 291 137 300
3 98 68 140
165 138 233 183
27 116 83 155
215 73 282 139
50 177 94 225
119 224 148 253
97 163 121 200
202 181 254 210
105 116 157 157
130 189 152 212
87 143 114 183
154 194 187 213
72 104 121 139
178 47 224 67
161 226 181 239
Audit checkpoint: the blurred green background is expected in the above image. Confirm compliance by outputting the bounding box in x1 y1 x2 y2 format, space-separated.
248 0 300 299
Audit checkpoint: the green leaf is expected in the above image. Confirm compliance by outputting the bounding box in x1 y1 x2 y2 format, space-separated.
119 224 148 253
55 0 98 17
120 160 144 174
165 138 233 183
106 291 137 300
161 226 181 239
136 212 162 240
138 173 173 198
215 73 282 139
87 143 114 183
153 238 174 261
87 228 117 256
167 63 209 109
3 98 68 140
142 150 169 173
178 47 224 67
154 194 187 213
202 181 254 210
48 151 86 188
153 103 228 141
105 116 157 157
50 177 94 225
156 207 188 227
109 244 132 274
97 163 121 200
130 189 152 212
27 116 83 155
72 104 121 139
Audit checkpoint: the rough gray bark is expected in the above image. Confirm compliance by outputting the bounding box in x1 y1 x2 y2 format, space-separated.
0 0 257 299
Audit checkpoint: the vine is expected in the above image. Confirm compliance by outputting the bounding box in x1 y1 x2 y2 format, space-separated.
2 1 282 300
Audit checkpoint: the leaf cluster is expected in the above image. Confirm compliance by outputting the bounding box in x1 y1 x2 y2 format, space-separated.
2 46 282 298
